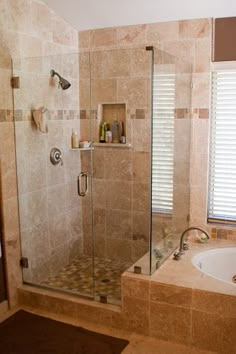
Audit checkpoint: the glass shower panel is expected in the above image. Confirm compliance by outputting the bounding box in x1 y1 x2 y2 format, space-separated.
89 48 153 303
13 53 94 298
150 48 192 273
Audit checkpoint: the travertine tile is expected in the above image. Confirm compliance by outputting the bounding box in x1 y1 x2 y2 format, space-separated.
93 179 107 208
52 14 77 47
5 0 31 33
48 212 70 249
117 79 149 108
92 149 105 179
131 48 151 78
179 18 211 39
106 209 132 240
79 30 90 50
91 79 117 108
106 238 132 262
122 296 150 335
132 120 151 152
103 49 131 78
192 73 210 108
150 282 192 308
117 24 147 46
20 222 49 261
122 275 150 300
147 21 179 43
150 301 192 344
132 212 149 241
90 28 117 48
194 38 211 73
161 39 195 63
18 190 48 230
31 1 52 41
132 239 149 263
192 290 236 317
90 51 104 78
79 52 90 79
133 183 149 212
192 310 236 353
79 79 90 109
106 181 132 210
104 150 133 181
132 151 150 182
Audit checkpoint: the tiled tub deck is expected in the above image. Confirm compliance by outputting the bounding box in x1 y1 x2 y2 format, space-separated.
18 239 236 353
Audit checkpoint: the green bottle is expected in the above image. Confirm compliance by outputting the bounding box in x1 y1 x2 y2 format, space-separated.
99 122 107 143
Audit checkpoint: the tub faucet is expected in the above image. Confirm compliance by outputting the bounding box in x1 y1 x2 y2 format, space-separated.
173 227 210 261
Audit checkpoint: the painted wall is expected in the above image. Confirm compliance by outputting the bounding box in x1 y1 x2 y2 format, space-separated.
43 0 236 30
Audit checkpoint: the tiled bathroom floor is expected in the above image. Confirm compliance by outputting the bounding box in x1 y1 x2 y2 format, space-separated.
40 255 131 305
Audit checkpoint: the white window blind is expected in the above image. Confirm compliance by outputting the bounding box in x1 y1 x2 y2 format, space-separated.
208 66 236 222
152 71 175 213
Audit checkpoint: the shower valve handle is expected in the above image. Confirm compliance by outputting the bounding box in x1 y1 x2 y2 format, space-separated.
50 147 63 166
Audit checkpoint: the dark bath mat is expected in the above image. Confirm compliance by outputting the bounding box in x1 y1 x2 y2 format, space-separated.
0 310 129 354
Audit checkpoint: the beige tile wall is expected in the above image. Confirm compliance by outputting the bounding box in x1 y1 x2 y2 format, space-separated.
79 47 153 265
13 51 83 285
78 19 205 266
79 18 236 243
0 0 79 310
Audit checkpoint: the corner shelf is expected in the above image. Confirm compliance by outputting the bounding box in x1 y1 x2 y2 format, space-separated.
93 143 132 149
70 147 94 151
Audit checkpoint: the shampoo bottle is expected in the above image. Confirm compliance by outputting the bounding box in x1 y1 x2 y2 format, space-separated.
112 116 120 143
71 129 79 148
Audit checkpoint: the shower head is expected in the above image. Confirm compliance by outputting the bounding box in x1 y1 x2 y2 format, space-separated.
50 69 71 90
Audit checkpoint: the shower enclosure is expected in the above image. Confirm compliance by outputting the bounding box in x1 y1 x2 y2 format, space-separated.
12 47 192 305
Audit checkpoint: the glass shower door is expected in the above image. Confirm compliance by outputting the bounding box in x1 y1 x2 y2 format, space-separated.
88 47 153 304
13 53 94 298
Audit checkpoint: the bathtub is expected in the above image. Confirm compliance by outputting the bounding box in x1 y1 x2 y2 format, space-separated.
192 247 236 285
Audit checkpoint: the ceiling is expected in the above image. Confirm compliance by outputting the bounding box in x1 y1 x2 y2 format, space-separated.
42 0 236 31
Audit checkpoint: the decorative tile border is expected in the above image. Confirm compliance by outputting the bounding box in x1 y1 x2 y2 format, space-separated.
175 108 209 119
79 108 209 120
0 108 209 123
0 109 81 123
0 109 14 122
210 227 236 241
80 110 97 119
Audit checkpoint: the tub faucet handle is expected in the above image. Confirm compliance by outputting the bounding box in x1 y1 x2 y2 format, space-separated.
173 251 181 261
183 241 189 251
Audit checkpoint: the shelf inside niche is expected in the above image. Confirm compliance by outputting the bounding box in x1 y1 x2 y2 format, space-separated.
93 143 131 149
97 102 127 143
70 147 94 151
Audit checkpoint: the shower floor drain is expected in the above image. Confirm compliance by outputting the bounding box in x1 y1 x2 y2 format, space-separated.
232 275 236 284
100 279 110 283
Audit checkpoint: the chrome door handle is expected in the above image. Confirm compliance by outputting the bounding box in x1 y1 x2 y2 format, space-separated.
77 172 88 197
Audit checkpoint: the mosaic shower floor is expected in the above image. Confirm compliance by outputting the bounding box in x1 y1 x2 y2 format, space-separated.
40 255 131 305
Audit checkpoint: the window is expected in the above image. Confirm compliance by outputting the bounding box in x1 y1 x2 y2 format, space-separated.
152 71 175 214
208 63 236 222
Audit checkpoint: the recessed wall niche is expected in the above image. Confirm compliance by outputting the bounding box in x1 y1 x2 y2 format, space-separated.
97 103 126 144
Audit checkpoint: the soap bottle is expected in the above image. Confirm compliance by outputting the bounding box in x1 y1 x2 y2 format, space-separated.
120 121 126 144
112 116 120 143
99 122 107 143
71 129 79 148
105 124 112 143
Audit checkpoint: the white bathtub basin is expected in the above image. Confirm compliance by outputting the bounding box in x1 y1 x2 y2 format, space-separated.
192 247 236 285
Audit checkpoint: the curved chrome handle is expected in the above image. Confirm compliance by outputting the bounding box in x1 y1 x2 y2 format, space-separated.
77 172 88 197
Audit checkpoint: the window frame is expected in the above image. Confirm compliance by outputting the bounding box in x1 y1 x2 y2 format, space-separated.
207 61 236 225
